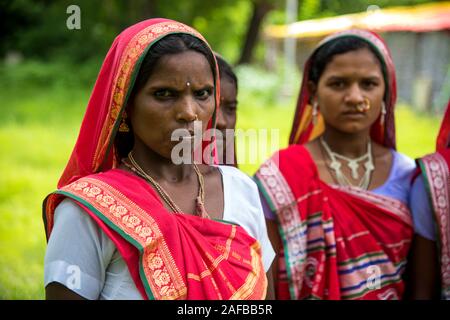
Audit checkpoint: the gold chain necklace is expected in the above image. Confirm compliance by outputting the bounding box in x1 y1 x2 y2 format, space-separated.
122 152 209 218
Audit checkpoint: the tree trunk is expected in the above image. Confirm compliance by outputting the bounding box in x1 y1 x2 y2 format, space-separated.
237 0 273 65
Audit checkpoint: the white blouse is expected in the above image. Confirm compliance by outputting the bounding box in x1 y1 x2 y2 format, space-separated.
44 165 275 300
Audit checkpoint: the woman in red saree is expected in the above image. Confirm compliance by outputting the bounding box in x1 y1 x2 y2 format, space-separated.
43 18 274 300
408 99 450 299
254 30 416 300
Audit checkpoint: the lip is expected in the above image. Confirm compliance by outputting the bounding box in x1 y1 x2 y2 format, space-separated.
177 130 197 141
342 112 366 118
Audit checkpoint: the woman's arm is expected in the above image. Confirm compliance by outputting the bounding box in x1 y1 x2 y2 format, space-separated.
404 234 439 299
46 282 87 300
266 218 281 298
265 265 275 300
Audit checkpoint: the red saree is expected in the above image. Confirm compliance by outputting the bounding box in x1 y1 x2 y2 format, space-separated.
255 146 412 300
43 18 267 300
415 99 450 299
255 29 413 299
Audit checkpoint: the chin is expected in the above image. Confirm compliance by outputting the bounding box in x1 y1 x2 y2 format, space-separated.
338 124 368 134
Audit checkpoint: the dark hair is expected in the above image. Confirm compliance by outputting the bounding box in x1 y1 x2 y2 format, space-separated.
309 36 386 85
115 33 216 159
215 54 238 91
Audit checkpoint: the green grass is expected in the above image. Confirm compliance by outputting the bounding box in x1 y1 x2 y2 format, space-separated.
0 83 86 299
0 63 441 299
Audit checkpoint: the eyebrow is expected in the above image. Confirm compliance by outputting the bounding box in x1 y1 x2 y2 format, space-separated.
325 75 382 81
147 83 214 91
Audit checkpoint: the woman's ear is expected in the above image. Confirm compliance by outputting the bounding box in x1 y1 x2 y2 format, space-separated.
307 81 317 103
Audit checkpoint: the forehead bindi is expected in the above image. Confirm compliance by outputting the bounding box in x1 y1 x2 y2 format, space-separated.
146 50 214 87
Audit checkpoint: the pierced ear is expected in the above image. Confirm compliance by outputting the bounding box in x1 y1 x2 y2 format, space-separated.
307 81 317 101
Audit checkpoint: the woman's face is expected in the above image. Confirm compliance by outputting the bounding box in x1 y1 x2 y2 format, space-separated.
129 50 215 159
216 76 237 160
310 47 385 134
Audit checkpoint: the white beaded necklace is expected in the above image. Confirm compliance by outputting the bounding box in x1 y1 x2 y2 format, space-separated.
320 137 375 190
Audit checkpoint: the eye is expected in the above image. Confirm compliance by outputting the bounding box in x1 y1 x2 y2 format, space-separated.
361 80 379 90
222 103 237 115
195 88 213 100
154 89 175 99
328 80 345 89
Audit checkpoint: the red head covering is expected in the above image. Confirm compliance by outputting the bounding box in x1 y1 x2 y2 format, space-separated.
436 99 450 151
57 18 220 189
289 29 397 149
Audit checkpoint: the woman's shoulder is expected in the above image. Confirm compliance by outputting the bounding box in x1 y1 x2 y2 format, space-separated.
391 149 416 172
373 143 416 174
276 144 309 159
55 198 87 220
53 198 101 233
255 144 317 182
215 165 257 190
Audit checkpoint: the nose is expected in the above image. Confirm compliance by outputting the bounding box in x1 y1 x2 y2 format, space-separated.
176 95 198 123
345 83 364 105
216 106 226 130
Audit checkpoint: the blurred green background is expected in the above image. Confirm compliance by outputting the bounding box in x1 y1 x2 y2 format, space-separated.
0 0 446 299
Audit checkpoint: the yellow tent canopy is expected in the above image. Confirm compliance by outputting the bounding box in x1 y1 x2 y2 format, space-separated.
265 1 450 39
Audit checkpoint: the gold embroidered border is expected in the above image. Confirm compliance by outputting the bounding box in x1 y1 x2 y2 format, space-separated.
61 177 187 299
230 242 267 300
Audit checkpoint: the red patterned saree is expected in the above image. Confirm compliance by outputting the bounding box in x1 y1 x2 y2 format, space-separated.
255 146 412 300
415 100 450 299
255 30 413 300
43 18 266 300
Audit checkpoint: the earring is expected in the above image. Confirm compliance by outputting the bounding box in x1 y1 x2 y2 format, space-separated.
312 101 319 125
119 111 130 132
380 102 386 126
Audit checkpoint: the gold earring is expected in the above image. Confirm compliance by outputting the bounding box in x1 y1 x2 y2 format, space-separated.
119 111 130 132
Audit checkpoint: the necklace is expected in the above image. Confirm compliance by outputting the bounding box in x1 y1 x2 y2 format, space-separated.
122 152 209 218
319 137 375 190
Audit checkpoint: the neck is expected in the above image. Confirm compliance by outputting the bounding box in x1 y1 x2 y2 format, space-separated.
130 139 194 183
321 127 371 158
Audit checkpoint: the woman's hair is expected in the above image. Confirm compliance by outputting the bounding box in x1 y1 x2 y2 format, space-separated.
308 36 386 85
131 33 216 98
115 33 216 159
215 54 238 91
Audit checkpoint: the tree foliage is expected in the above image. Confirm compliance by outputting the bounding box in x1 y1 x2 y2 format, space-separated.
1 0 443 65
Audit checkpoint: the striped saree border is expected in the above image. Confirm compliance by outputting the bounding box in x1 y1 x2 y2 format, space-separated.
420 153 450 299
255 157 308 299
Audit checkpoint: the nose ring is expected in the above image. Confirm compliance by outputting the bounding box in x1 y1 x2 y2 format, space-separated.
356 97 371 113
